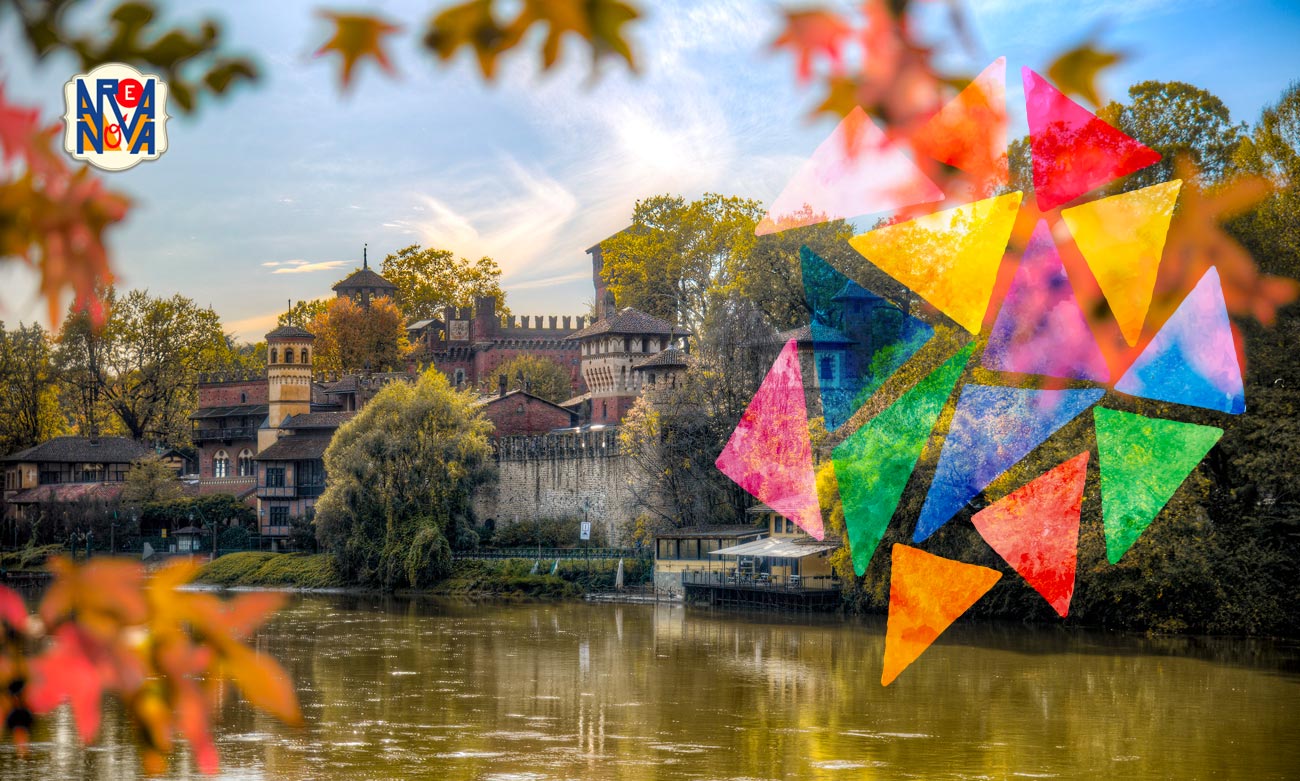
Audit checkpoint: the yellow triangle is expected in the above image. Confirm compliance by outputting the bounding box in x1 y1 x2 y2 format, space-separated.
847 192 1022 333
1061 180 1181 346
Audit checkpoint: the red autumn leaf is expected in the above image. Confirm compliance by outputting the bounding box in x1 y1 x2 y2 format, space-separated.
314 11 402 89
27 625 110 743
772 9 855 83
0 585 27 632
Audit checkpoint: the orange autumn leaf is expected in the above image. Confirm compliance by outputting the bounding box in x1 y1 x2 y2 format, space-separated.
772 8 855 83
39 557 147 635
26 625 111 743
221 643 303 726
1046 40 1125 109
315 11 402 89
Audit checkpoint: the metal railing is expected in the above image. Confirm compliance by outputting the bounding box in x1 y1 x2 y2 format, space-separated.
192 427 256 442
455 547 649 561
681 570 840 592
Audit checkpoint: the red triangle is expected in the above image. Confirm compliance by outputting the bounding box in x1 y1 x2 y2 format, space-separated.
970 452 1089 617
1023 68 1161 211
913 57 1008 193
715 339 823 538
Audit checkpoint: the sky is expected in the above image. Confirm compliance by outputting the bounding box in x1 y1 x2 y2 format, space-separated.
1 0 1299 341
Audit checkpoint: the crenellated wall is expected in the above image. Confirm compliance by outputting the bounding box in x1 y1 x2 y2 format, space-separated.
473 428 640 545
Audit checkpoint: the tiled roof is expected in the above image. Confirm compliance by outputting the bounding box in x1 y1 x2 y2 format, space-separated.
281 411 355 430
3 436 151 464
475 390 576 415
632 346 691 370
332 267 396 291
774 323 855 346
565 307 680 339
266 325 314 340
653 525 766 539
558 392 591 408
7 482 127 504
831 280 886 302
254 434 333 461
189 404 268 420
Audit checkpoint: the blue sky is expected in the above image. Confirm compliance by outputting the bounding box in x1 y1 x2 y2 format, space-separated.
1 0 1298 340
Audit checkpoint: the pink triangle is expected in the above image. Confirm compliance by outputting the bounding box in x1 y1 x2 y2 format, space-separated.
1023 68 1161 211
970 452 1089 617
757 107 944 235
715 340 823 538
982 220 1110 381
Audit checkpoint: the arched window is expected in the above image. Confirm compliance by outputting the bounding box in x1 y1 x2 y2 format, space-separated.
301 348 309 364
214 450 230 478
237 449 254 477
285 348 295 364
270 348 278 364
239 392 247 404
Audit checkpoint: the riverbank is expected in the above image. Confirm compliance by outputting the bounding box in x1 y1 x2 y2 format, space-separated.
195 552 653 596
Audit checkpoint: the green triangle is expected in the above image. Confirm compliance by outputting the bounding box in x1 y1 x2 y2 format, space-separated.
1094 408 1223 564
832 344 974 576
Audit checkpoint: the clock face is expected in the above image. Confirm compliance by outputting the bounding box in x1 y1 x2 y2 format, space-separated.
449 320 470 341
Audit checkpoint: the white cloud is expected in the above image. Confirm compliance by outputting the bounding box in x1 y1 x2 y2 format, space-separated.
268 260 349 275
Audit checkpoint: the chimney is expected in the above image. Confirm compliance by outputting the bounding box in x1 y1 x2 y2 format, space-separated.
498 373 507 397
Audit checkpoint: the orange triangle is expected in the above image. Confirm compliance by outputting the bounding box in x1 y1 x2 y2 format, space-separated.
913 57 1008 192
970 452 1089 618
882 545 1001 686
847 192 1022 333
1060 180 1182 345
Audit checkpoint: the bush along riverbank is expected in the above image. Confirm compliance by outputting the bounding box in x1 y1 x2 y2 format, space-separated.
195 552 652 597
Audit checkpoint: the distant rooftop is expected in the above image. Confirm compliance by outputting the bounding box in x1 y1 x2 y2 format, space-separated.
566 307 680 340
3 436 151 464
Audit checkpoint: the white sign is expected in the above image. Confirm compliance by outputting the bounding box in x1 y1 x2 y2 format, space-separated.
579 521 592 541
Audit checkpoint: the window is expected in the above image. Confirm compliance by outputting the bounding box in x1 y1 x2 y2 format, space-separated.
270 348 278 363
240 392 247 404
265 466 285 487
819 355 835 382
268 506 289 527
680 539 700 560
601 400 608 420
656 539 677 560
785 518 795 534
454 368 465 387
700 538 720 556
74 463 103 483
301 348 309 363
285 348 295 364
648 372 656 387
237 449 254 477
213 450 229 478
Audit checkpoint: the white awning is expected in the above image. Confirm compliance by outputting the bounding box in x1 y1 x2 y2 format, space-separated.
710 537 838 559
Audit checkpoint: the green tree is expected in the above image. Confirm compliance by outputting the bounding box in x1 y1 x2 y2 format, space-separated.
278 299 330 330
483 354 574 403
53 289 233 446
0 322 65 456
308 295 411 374
742 217 860 331
380 245 509 321
121 455 184 505
314 369 494 589
599 193 763 332
1100 81 1245 189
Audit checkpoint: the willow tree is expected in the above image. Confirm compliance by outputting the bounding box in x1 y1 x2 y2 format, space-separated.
313 369 494 589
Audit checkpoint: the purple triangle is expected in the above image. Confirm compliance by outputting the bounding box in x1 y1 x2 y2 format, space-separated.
983 220 1110 382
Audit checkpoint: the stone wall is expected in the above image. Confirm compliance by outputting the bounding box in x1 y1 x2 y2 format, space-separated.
474 428 642 545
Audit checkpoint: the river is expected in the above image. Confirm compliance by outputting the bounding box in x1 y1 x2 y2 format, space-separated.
1 594 1297 780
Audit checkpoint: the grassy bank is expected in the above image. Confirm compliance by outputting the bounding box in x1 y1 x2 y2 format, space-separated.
0 544 64 572
196 552 651 596
196 552 345 589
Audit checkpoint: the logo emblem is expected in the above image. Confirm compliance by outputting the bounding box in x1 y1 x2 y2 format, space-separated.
62 63 169 171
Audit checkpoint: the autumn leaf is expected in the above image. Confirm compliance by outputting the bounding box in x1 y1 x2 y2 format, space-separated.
0 586 26 633
315 11 402 89
27 625 110 743
1046 41 1125 109
772 8 855 83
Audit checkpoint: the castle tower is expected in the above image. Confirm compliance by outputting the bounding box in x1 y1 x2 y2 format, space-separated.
565 307 682 425
259 325 315 451
332 245 397 309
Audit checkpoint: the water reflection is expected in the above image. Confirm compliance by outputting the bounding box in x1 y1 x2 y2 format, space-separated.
2 595 1297 780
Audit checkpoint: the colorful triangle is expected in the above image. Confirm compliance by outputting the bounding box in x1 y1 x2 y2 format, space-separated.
1113 267 1245 414
983 220 1109 381
801 248 935 432
831 344 973 576
915 385 1104 541
1094 408 1223 564
882 544 1001 686
847 192 1023 333
716 339 823 539
757 107 944 235
1061 180 1182 345
971 452 1089 617
913 57 1009 192
1023 68 1162 211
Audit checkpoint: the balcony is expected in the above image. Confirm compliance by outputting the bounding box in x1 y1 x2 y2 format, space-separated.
257 483 325 498
193 427 256 443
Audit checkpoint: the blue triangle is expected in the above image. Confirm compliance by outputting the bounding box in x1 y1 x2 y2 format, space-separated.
914 385 1104 541
1113 268 1245 414
801 247 935 431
